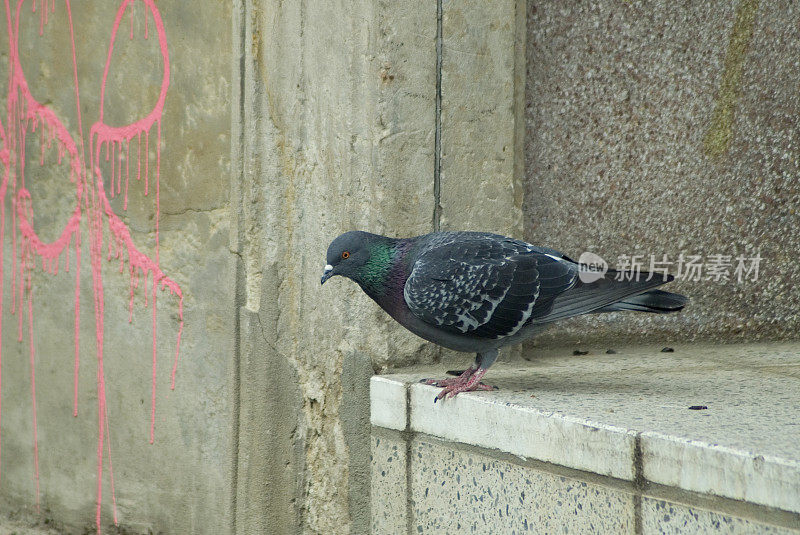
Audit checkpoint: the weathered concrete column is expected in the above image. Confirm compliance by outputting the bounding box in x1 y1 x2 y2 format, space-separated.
439 0 527 237
233 1 439 533
234 0 528 532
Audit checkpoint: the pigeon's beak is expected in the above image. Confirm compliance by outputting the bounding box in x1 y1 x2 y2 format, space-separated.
321 264 334 285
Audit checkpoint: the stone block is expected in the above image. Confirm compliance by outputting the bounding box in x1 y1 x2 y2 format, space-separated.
410 437 634 533
371 431 408 534
642 497 800 535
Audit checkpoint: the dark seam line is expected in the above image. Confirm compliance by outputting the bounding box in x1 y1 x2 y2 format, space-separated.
229 1 247 531
405 384 414 534
633 432 645 534
433 0 443 232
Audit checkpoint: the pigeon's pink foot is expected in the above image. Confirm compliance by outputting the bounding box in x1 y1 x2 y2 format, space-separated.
422 367 477 388
424 368 495 402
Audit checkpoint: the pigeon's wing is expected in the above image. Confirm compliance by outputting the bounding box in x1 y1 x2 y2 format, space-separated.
403 238 577 339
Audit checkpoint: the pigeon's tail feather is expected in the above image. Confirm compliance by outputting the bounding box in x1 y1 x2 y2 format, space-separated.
594 289 687 314
533 272 682 323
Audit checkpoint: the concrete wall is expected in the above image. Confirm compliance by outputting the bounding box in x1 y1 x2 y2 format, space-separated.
524 0 800 346
6 0 796 533
236 0 526 533
1 0 527 533
1 1 235 534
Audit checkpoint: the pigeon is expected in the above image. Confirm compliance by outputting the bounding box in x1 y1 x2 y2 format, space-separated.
321 231 687 401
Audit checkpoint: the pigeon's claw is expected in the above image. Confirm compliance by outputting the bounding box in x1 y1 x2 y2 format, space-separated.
421 366 476 388
436 382 494 401
428 367 493 402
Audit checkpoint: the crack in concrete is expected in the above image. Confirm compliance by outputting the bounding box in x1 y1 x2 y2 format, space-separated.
160 206 228 217
432 0 443 233
633 432 645 535
404 382 414 535
254 307 279 355
229 0 248 532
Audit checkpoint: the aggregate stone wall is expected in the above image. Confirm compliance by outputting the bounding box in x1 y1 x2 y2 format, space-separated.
372 429 800 535
524 1 800 345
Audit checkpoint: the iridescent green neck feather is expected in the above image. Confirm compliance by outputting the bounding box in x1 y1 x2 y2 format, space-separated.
355 241 398 297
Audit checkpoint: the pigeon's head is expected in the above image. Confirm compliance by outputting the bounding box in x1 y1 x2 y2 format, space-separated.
321 231 380 285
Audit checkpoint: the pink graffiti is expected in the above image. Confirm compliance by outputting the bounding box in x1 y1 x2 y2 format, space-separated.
0 1 183 532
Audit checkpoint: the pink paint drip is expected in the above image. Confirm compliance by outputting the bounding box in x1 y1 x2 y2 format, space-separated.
0 124 6 487
1 1 183 532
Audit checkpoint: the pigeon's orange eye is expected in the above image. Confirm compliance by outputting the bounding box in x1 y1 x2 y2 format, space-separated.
341 251 350 259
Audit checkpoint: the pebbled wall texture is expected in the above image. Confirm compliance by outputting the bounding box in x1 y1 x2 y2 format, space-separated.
524 0 800 346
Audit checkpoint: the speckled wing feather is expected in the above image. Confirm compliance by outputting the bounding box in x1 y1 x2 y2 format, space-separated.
403 235 577 339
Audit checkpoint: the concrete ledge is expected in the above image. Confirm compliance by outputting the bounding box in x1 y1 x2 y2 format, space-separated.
370 343 800 520
642 432 800 515
409 381 637 481
371 376 408 431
